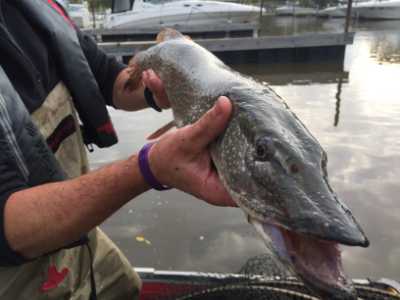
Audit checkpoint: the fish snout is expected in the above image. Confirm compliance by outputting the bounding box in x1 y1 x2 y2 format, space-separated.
284 189 369 247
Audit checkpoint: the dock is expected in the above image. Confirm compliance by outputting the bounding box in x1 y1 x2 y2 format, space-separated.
84 22 355 64
85 24 260 41
94 31 354 64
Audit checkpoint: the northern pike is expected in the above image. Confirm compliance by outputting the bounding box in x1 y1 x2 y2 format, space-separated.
127 28 369 299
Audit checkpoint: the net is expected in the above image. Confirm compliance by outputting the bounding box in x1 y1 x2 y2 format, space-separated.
176 280 400 300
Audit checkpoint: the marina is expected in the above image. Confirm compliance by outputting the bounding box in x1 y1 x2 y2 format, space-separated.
81 0 357 65
67 0 400 32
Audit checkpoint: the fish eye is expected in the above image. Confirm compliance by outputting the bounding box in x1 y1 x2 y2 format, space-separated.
255 138 275 161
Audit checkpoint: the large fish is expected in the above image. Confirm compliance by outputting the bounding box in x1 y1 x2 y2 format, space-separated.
127 28 369 299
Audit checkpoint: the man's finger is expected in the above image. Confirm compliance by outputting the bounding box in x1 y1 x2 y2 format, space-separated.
142 70 150 86
143 69 161 91
187 96 232 150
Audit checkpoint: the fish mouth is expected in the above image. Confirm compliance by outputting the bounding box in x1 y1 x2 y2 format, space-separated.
250 217 357 299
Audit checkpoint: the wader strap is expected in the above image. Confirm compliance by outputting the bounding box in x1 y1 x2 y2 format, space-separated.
86 243 98 300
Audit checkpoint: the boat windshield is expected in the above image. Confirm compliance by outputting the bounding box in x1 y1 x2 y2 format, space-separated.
112 0 134 13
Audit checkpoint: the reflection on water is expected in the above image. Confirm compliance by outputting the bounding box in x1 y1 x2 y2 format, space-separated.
334 77 344 127
236 61 348 127
259 16 346 36
259 16 400 37
92 22 400 281
370 33 400 64
235 62 349 86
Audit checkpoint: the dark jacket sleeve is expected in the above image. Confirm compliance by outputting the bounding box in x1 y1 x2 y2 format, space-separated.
76 29 126 107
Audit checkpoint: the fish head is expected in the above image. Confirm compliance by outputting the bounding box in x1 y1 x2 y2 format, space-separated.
221 86 369 298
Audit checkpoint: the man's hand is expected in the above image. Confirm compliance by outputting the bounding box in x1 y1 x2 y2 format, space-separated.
148 96 237 207
142 69 170 109
113 67 170 111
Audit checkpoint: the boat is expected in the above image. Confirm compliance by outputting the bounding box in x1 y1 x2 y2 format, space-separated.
275 4 317 16
318 4 348 17
318 0 400 19
68 2 92 28
136 268 400 300
353 0 400 19
317 0 364 18
104 0 263 30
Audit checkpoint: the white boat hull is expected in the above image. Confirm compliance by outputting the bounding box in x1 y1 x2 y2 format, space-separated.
105 0 261 30
318 6 348 17
354 1 400 19
319 0 400 19
108 10 258 29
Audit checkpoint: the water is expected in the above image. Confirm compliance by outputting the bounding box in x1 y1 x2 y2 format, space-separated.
90 18 400 280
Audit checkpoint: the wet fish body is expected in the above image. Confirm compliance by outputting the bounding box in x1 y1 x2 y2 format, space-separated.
130 29 369 299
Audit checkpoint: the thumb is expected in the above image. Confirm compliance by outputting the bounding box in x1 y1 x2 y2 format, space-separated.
188 96 232 150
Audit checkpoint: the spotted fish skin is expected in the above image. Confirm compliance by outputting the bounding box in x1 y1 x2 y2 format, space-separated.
130 29 368 299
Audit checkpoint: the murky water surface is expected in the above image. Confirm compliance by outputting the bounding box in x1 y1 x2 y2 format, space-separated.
91 18 400 280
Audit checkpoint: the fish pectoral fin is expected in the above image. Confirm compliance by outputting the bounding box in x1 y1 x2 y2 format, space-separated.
147 120 176 140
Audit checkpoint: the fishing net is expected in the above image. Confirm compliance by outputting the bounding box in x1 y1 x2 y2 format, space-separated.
176 284 318 300
175 280 400 300
143 273 400 300
140 255 400 300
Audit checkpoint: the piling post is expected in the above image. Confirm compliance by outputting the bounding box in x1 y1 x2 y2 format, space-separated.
344 0 353 33
257 0 265 38
259 0 264 19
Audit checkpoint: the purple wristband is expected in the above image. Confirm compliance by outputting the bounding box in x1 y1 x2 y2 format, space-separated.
138 143 171 191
